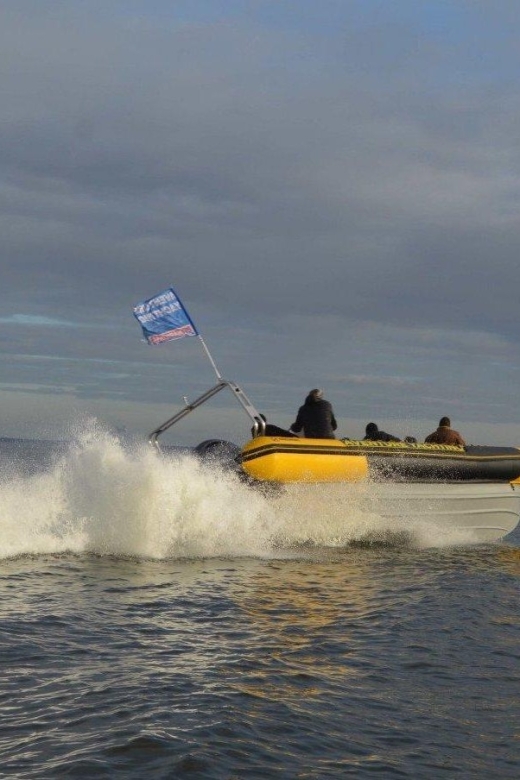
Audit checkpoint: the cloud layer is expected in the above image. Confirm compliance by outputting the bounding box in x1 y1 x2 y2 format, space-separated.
1 1 520 442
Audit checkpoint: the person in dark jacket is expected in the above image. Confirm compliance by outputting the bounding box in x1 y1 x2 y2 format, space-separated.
363 422 401 442
290 389 337 439
425 417 465 446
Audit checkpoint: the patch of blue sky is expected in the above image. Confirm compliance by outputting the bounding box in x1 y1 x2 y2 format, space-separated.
109 0 248 25
140 1 486 43
0 315 127 329
0 314 84 328
9 353 143 365
105 1 516 85
6 354 196 380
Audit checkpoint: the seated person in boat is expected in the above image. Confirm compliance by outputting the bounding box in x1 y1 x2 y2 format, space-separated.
425 417 466 446
251 414 297 438
364 422 401 442
290 389 337 439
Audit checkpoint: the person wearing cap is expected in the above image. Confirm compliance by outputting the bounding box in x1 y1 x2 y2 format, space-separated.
425 417 466 446
289 389 338 439
363 422 401 442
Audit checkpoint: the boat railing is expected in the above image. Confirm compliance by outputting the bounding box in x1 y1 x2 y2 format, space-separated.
148 379 265 450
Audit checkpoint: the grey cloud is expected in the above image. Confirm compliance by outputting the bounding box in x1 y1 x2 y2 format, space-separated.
1 2 520 436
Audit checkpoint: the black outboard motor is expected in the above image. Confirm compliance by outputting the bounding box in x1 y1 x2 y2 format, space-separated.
194 439 242 470
195 438 283 494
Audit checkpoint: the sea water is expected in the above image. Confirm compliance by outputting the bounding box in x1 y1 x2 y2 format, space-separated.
0 428 519 778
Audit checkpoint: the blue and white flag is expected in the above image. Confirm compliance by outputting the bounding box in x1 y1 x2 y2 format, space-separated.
133 288 199 345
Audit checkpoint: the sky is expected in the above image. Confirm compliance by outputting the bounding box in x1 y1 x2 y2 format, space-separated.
1 0 520 446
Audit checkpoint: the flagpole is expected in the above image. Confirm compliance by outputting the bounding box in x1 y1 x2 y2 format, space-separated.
198 335 223 380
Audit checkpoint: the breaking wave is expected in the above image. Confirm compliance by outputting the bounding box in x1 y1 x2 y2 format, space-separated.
0 424 488 560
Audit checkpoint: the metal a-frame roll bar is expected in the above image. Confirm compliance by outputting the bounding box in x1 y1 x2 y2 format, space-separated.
148 379 266 450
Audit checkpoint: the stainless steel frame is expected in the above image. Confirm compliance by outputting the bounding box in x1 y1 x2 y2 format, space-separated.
148 380 265 450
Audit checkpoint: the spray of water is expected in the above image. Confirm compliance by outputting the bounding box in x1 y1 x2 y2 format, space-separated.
0 423 485 560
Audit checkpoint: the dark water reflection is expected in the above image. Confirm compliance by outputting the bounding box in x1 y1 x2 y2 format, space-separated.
0 541 519 778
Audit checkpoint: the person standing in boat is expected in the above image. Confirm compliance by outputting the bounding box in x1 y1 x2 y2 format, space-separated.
290 389 338 439
425 417 466 446
363 422 401 442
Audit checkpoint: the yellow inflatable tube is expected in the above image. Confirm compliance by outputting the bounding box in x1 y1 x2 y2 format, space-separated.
240 436 368 483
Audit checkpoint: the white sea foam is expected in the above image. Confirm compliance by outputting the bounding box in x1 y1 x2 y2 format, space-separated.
0 423 488 560
268 482 482 549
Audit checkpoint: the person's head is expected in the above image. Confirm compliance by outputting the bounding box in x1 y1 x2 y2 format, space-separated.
306 388 324 402
439 416 451 427
365 422 378 435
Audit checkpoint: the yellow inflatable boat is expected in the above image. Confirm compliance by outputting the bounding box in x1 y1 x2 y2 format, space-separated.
238 437 520 542
240 436 520 484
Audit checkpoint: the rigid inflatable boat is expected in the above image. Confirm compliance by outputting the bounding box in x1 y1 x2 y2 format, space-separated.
238 436 520 542
147 379 520 542
240 436 520 483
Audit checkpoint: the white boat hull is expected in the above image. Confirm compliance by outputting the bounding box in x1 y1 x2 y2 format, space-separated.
272 481 520 545
366 482 520 543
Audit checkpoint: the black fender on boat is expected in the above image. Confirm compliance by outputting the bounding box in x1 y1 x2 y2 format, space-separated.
343 442 520 482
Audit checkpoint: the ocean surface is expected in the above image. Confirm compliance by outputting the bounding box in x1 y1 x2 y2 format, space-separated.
1 428 519 779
